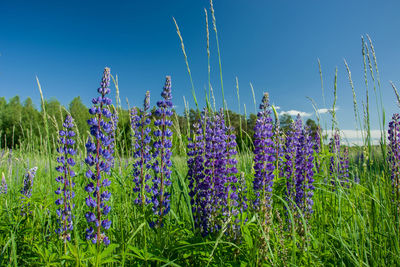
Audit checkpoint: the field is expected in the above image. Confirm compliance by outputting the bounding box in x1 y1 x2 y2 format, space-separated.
1 2 400 267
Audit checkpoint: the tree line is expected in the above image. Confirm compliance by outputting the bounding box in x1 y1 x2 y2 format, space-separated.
0 95 318 155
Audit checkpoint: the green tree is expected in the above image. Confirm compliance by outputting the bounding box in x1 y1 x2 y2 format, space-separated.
69 96 89 137
280 114 293 133
1 96 23 148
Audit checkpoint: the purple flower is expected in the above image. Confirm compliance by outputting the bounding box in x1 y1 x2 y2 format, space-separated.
388 113 400 208
84 67 114 246
151 76 173 227
0 173 7 195
187 108 242 237
21 167 37 199
131 91 153 207
187 120 208 233
55 115 76 242
252 93 276 217
21 167 38 215
282 115 315 226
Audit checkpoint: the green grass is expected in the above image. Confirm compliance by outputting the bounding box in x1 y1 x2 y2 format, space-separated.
0 145 399 266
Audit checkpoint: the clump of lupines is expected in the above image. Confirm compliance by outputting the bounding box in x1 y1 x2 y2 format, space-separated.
21 167 38 214
282 115 315 224
131 91 153 206
388 113 400 210
55 115 76 242
84 67 114 246
281 118 300 213
328 130 349 187
151 76 173 227
220 112 241 237
187 117 208 234
0 173 7 194
253 93 276 223
187 108 241 236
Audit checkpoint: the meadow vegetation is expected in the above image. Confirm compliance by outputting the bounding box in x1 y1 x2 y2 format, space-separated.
0 1 399 266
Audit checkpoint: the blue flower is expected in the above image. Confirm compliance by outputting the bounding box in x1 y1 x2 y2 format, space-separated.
150 76 173 227
84 67 114 246
131 91 153 207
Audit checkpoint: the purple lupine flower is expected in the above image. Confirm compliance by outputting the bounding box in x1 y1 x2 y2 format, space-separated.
220 112 241 237
55 115 76 242
388 113 400 208
329 130 349 187
205 110 229 233
151 76 173 227
108 110 118 168
21 167 38 199
252 93 276 217
21 167 38 215
283 115 315 222
313 126 321 154
237 172 248 216
0 173 7 194
295 123 315 217
84 67 114 246
131 91 153 206
188 108 241 236
187 116 209 234
281 119 301 212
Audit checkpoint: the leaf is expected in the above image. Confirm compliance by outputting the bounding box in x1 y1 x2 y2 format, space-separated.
241 224 253 250
126 222 146 246
127 245 145 260
100 243 119 260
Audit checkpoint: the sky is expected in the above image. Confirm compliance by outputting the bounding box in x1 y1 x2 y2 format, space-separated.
1 0 400 144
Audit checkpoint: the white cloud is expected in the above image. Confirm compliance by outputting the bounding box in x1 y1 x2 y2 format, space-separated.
317 107 339 114
325 129 382 146
279 110 312 117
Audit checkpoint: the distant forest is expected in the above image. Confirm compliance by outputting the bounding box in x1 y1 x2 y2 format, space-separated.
0 95 318 155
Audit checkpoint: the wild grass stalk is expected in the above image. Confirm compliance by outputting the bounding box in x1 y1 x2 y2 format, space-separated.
172 17 199 110
36 77 53 183
362 37 372 160
235 77 243 148
318 58 326 108
205 8 211 98
209 0 225 111
344 59 364 144
331 67 338 131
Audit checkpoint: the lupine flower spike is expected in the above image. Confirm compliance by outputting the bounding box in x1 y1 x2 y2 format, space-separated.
0 172 7 194
188 108 241 236
204 110 231 233
151 76 173 227
132 91 153 206
388 113 400 214
187 115 208 234
253 92 276 225
283 115 315 233
55 115 76 242
21 167 38 215
84 67 114 246
293 117 315 219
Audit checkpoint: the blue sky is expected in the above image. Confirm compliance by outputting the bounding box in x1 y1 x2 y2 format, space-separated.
1 0 400 142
